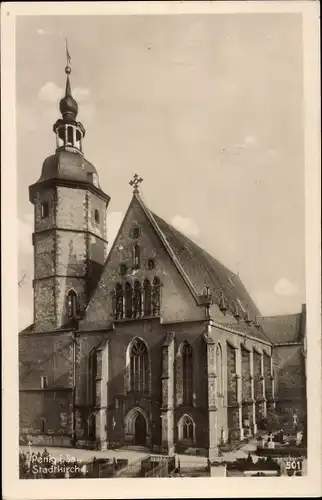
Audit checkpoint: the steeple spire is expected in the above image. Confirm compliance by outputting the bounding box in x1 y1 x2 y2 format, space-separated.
53 40 85 153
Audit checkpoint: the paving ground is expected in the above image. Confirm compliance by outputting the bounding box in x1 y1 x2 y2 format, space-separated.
21 437 307 475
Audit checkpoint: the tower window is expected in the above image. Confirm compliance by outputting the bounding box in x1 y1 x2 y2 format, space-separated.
94 209 100 224
41 202 49 219
67 289 78 319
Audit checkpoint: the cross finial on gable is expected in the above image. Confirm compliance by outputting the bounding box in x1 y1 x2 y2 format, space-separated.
129 173 143 193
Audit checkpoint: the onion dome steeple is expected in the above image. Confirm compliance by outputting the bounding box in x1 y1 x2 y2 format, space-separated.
53 41 85 154
59 66 78 122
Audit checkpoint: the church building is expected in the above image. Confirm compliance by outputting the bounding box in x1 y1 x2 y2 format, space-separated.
19 63 307 459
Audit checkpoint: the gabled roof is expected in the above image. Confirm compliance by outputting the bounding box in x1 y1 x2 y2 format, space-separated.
134 193 261 321
260 313 304 344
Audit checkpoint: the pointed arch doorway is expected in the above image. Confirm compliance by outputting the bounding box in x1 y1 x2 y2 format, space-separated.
134 412 147 446
124 407 150 447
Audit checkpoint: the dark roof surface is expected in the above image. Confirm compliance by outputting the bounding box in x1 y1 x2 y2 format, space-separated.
260 313 303 344
151 212 261 320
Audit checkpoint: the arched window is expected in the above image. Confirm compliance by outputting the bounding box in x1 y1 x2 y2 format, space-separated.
143 280 152 316
129 338 149 392
125 282 133 319
94 209 100 224
152 277 161 316
133 281 142 318
67 289 78 319
178 414 195 442
182 342 193 405
132 244 140 268
216 343 223 395
115 284 123 320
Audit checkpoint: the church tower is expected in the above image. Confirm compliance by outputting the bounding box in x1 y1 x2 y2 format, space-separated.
29 59 110 333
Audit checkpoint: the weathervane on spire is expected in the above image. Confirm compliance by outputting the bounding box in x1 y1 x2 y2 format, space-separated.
129 173 143 193
65 38 72 75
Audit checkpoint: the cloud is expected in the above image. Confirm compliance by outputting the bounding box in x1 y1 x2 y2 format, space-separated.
106 212 123 252
38 82 63 103
38 82 91 104
37 28 63 36
73 87 90 101
171 215 199 239
245 135 255 145
235 135 257 150
274 278 299 297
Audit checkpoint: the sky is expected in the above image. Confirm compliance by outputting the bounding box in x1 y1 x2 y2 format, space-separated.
16 13 306 330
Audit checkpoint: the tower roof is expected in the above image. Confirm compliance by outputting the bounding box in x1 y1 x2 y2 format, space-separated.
37 149 100 186
59 73 78 122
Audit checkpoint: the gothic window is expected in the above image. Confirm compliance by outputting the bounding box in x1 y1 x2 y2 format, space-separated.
125 282 133 319
129 338 149 392
178 414 195 442
133 281 142 318
182 342 193 405
67 290 78 319
152 277 161 316
132 244 140 268
41 202 49 219
115 283 123 320
143 279 152 316
94 209 100 224
216 343 223 395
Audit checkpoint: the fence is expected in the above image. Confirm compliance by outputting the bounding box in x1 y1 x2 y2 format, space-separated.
116 455 150 478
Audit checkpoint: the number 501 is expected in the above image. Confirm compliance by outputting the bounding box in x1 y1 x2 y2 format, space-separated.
286 460 302 470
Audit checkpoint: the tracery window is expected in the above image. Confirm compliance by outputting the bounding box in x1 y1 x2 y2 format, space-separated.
133 281 142 318
67 289 78 319
129 338 149 392
182 342 193 405
115 283 123 320
125 282 133 319
143 280 152 316
178 414 195 442
152 277 161 316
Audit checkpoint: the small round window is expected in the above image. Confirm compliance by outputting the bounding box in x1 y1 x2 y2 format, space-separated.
119 264 127 276
131 226 141 239
147 259 155 270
